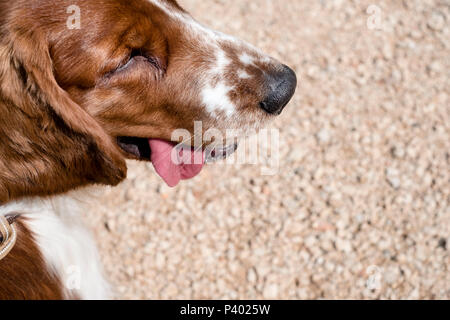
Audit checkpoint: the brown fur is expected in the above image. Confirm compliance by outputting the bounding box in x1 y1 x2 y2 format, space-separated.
0 0 128 204
0 218 66 300
0 0 273 204
0 0 288 299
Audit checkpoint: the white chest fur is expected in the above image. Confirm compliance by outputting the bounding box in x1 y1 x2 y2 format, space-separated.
0 191 110 299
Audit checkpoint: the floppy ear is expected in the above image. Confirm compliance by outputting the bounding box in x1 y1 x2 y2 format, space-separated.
0 26 127 203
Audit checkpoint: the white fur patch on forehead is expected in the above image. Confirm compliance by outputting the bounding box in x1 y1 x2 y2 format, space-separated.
147 0 242 44
147 0 275 63
147 0 216 38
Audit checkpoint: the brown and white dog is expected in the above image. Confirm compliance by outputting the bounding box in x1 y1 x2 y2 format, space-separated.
0 0 296 299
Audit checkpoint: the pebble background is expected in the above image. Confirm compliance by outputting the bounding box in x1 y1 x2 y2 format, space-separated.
83 0 449 299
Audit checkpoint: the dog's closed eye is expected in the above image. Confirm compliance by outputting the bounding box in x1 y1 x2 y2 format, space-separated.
115 49 164 75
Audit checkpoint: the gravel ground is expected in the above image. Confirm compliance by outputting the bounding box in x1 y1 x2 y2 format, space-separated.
83 0 449 299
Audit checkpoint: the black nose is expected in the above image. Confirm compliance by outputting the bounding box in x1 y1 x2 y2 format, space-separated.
259 65 297 115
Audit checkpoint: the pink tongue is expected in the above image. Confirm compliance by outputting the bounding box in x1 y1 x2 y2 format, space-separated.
149 139 204 187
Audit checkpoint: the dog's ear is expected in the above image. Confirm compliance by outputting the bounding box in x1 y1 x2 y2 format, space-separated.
0 26 127 203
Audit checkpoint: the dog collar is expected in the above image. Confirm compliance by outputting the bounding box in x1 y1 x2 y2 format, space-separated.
0 213 19 261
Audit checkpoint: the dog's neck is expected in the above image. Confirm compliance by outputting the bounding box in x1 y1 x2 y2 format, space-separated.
0 189 111 299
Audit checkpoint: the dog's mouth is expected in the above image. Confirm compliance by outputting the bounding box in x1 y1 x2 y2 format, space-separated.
117 136 151 160
117 136 238 187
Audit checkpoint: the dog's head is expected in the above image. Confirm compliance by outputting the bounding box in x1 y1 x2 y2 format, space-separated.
0 0 296 201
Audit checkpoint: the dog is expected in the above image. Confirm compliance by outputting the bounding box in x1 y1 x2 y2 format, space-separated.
0 0 296 299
